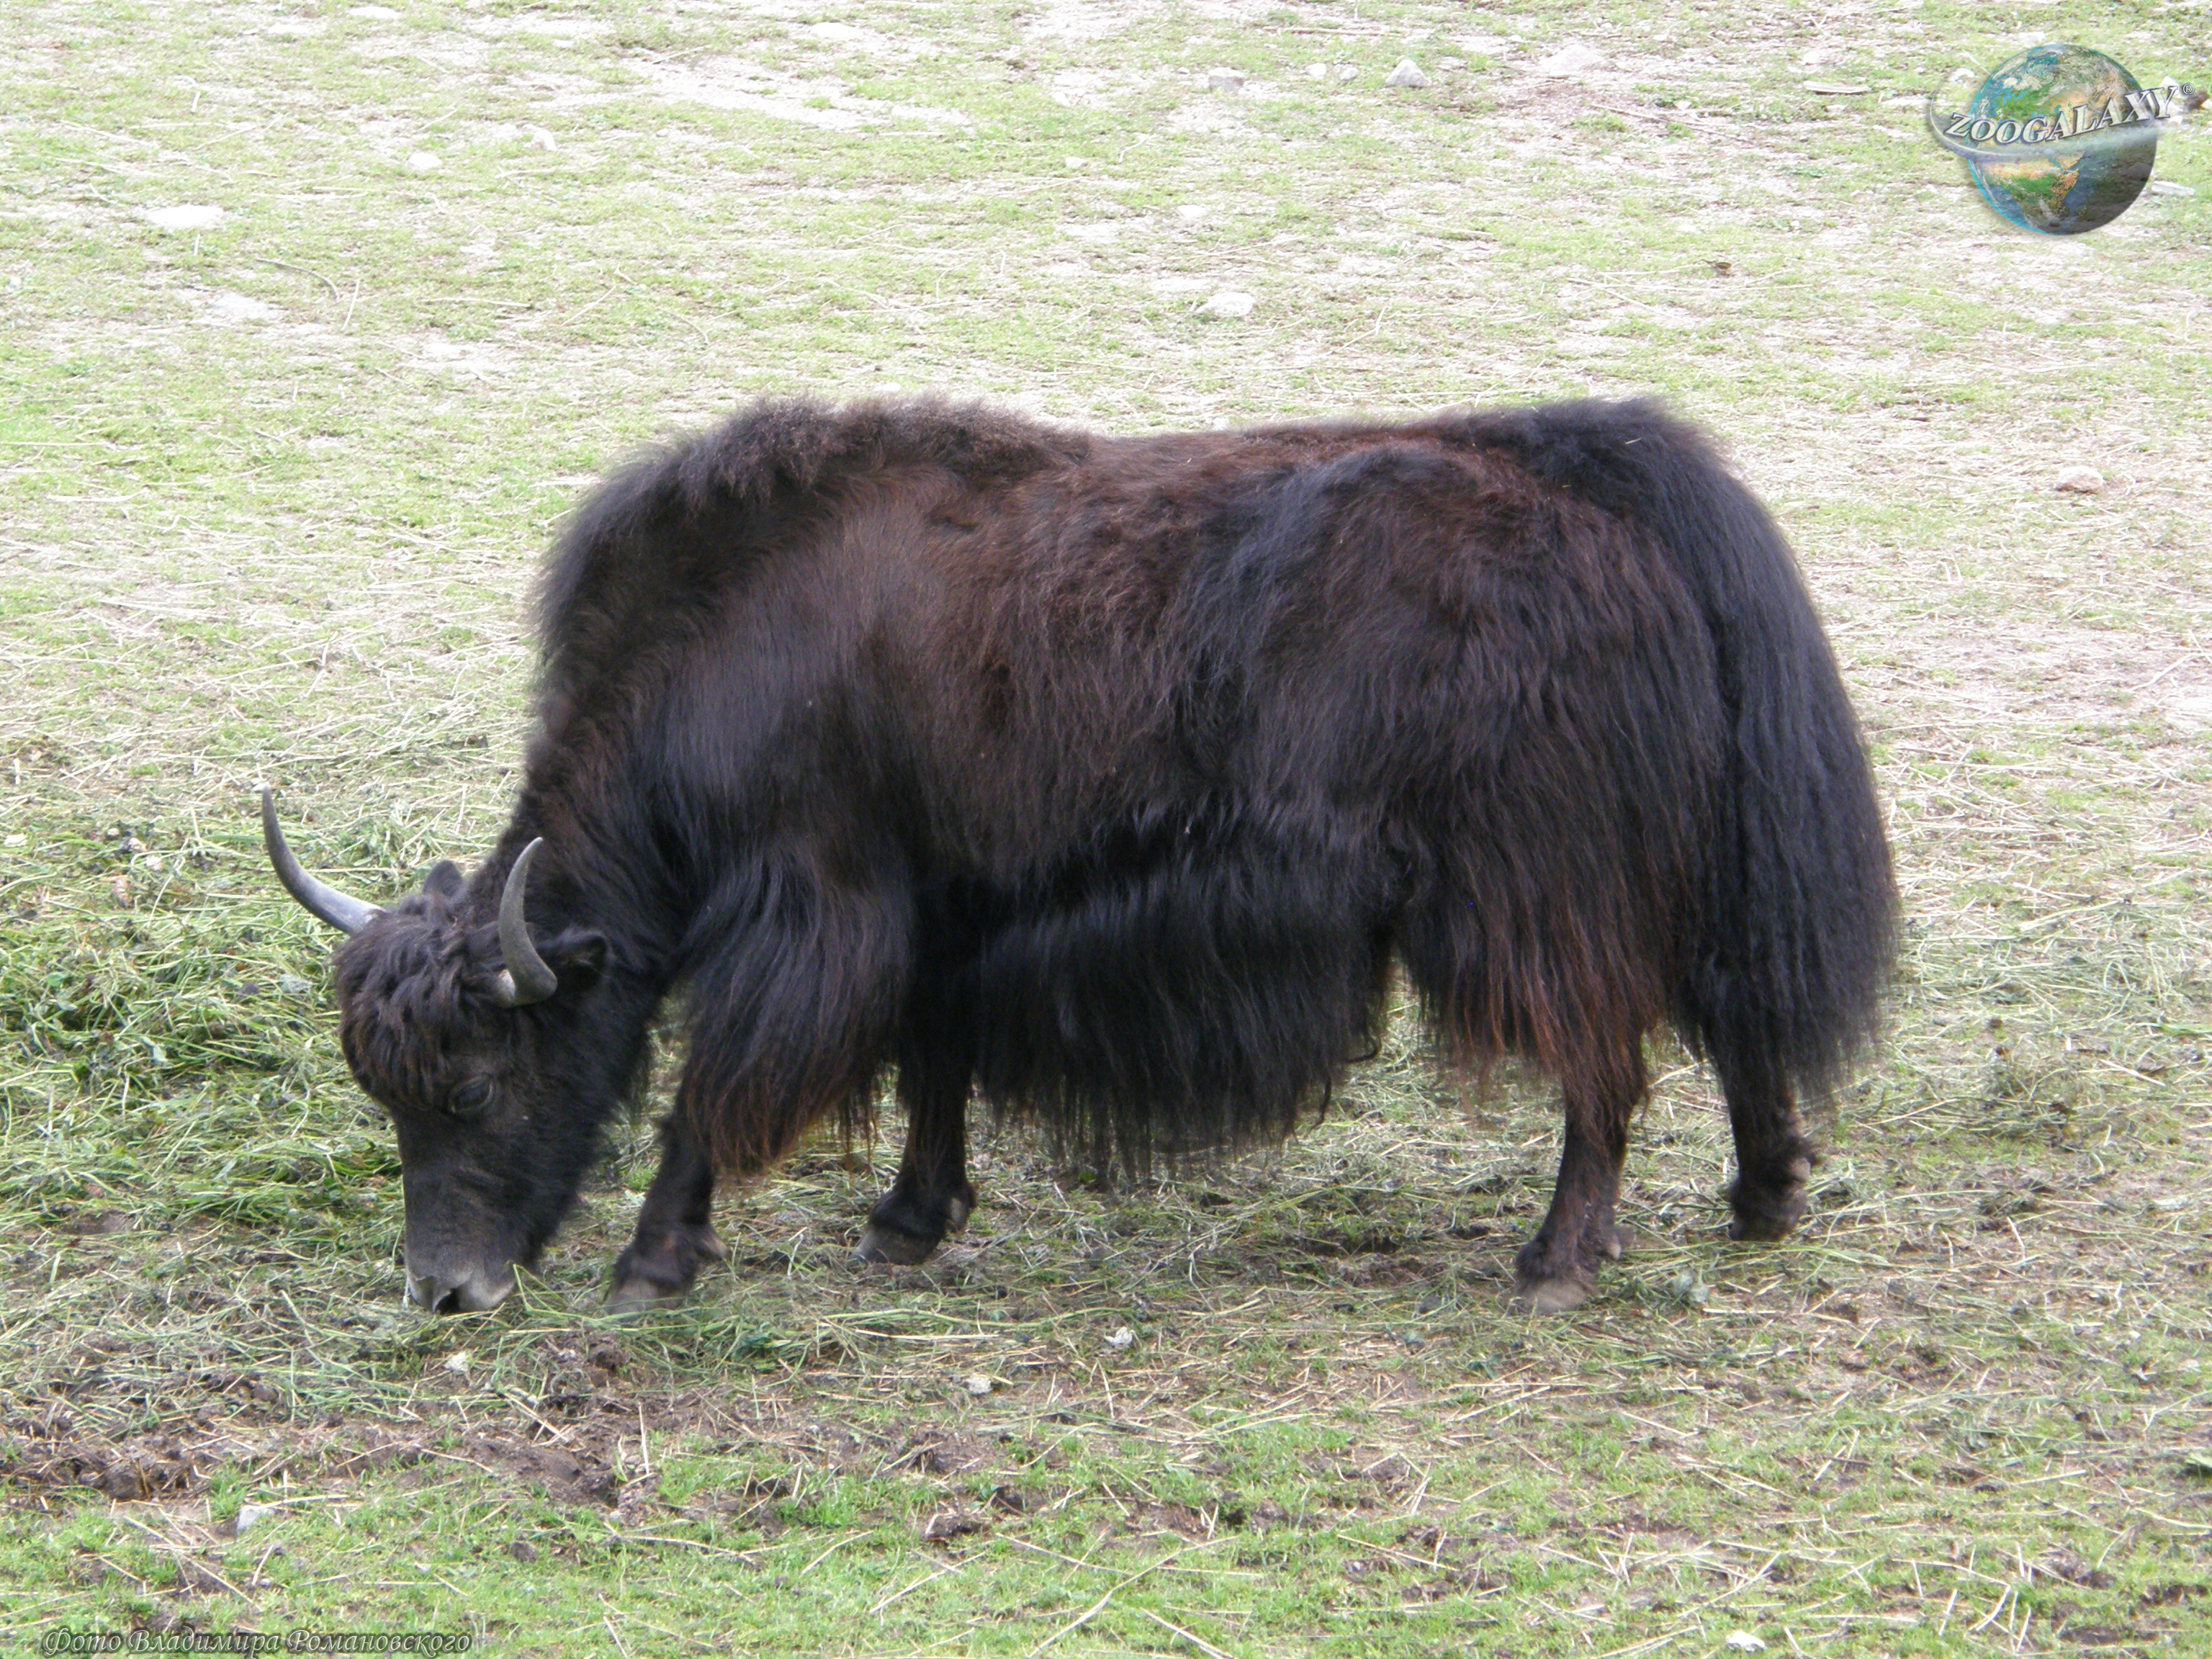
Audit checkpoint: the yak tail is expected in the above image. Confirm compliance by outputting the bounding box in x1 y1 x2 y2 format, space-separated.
1457 399 1898 1102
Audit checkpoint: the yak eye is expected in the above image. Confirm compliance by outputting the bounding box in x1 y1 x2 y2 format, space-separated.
449 1079 495 1115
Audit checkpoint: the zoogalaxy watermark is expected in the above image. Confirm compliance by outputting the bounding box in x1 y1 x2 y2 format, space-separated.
1921 42 2204 235
1933 76 2191 150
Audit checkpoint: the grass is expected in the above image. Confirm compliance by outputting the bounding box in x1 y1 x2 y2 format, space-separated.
3 0 2211 1653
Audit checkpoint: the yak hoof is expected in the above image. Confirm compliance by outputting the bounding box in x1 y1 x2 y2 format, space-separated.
606 1274 688 1311
1727 1209 1801 1244
1727 1187 1807 1243
604 1226 727 1310
855 1220 941 1267
1729 1156 1812 1242
1509 1276 1592 1315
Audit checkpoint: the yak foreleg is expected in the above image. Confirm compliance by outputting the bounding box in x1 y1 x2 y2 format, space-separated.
608 1117 729 1308
856 1023 976 1267
1513 1066 1637 1313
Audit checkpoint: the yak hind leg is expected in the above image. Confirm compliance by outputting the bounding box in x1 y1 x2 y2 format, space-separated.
1716 1048 1815 1243
1511 1063 1639 1314
856 1019 976 1267
608 1118 728 1308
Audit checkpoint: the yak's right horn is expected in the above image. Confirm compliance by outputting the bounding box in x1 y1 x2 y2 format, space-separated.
261 788 383 935
489 838 559 1008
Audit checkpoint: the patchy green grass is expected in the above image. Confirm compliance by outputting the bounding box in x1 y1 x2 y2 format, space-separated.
3 0 2210 1654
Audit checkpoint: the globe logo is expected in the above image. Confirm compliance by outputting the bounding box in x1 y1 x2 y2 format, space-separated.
1928 44 2189 235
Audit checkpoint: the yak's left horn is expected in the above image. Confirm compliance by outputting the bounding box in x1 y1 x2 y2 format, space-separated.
261 788 383 935
490 838 559 1008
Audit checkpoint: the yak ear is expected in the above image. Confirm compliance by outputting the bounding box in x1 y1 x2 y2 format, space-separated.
545 930 608 992
424 860 465 899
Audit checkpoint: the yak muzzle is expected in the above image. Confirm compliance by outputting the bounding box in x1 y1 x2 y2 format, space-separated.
405 1262 518 1314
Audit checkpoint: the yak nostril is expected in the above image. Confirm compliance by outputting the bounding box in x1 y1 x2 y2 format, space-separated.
406 1271 463 1313
406 1265 517 1314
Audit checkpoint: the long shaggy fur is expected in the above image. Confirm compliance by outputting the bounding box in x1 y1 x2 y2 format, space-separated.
504 395 1894 1184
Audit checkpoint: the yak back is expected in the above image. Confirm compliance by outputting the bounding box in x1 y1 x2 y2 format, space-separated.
533 396 1089 752
513 396 1752 1174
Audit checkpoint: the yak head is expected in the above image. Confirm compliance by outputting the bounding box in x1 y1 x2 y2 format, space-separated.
262 792 642 1313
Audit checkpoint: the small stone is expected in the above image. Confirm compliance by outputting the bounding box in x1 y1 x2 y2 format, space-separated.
277 974 313 997
1104 1325 1136 1350
235 1503 276 1534
443 1349 472 1375
508 1539 539 1563
143 204 225 232
1725 1635 1766 1654
526 125 558 152
1207 67 1245 92
1666 1271 1711 1308
350 4 401 17
1948 66 1978 84
2053 466 2105 495
2149 180 2196 197
1385 60 1429 89
405 150 442 174
1200 290 1254 319
4 832 26 847
1305 63 1328 81
1802 81 1871 95
964 1372 993 1397
1536 42 1605 77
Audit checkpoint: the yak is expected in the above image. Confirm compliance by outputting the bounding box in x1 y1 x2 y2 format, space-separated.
262 394 1895 1316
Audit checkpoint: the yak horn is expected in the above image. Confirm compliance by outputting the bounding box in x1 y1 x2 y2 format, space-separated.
261 788 382 935
490 838 558 1007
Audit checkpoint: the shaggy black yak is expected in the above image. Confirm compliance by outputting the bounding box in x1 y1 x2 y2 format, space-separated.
264 395 1894 1315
